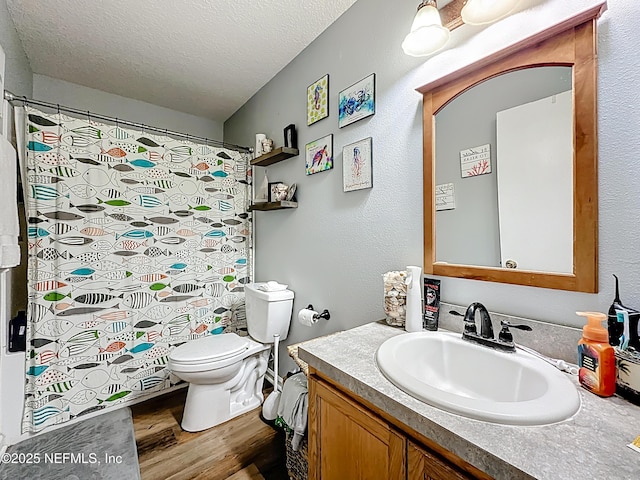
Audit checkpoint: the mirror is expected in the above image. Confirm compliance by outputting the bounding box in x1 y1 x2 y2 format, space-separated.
435 66 573 273
420 15 599 292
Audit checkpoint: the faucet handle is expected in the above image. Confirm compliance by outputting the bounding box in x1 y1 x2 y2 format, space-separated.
498 320 532 343
500 320 532 331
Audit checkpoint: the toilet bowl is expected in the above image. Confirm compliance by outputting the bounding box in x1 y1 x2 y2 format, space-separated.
168 282 294 432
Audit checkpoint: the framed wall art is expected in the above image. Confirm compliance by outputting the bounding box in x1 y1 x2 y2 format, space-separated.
305 134 333 175
338 73 375 128
307 74 329 126
268 181 289 202
460 143 491 177
343 137 373 192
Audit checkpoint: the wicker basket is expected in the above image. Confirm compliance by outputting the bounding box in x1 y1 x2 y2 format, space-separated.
283 342 310 479
285 430 308 480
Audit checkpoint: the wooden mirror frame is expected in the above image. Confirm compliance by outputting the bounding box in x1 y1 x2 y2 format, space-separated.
419 6 605 293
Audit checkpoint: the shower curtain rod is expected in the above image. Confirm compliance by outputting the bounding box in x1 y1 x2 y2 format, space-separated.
3 90 252 153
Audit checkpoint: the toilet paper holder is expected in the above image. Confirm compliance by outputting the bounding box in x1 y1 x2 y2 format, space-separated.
306 304 331 321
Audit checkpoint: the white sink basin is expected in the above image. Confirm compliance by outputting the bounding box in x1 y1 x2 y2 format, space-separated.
376 331 580 425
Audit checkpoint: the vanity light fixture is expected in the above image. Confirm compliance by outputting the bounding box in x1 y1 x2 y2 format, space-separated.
461 0 523 25
401 0 450 57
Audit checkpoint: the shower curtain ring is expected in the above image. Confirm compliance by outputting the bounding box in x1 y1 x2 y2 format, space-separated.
56 104 61 115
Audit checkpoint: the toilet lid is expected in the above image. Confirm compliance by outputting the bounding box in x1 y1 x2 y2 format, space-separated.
170 333 250 365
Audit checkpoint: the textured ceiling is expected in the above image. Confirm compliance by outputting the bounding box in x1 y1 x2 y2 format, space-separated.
6 0 359 121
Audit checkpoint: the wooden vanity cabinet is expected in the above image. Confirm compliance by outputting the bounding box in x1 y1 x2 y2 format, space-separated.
407 441 472 480
308 371 487 480
308 374 405 479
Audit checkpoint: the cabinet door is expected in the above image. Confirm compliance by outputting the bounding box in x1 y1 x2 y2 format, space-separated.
308 377 405 480
407 441 473 480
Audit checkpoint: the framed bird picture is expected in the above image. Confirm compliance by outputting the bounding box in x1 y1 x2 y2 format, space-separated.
305 134 333 175
307 74 329 126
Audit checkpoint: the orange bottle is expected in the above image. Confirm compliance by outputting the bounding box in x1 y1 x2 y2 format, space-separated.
577 311 616 397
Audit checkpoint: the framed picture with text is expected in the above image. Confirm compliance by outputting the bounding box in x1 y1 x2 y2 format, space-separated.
343 137 372 191
305 134 333 175
338 73 375 128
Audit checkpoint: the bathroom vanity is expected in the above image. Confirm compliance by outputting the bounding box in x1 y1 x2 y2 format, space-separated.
308 371 484 480
299 322 640 480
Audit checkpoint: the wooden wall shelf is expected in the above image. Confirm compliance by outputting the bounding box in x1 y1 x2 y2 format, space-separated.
249 201 298 212
250 147 299 167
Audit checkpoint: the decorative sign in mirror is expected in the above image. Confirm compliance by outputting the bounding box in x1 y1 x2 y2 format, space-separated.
419 8 604 293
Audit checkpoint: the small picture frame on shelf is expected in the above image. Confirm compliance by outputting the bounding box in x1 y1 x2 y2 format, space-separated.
284 124 298 149
269 182 289 202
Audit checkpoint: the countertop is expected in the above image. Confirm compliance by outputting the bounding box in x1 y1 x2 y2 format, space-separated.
298 321 640 480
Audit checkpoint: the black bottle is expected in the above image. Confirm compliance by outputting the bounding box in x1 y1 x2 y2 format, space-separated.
9 310 27 352
607 275 640 347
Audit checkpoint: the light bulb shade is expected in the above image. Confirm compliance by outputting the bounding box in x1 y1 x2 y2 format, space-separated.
461 0 522 25
409 2 444 32
402 26 450 57
402 1 450 57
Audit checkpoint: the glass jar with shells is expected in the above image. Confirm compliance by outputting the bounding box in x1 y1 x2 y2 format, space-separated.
383 270 408 327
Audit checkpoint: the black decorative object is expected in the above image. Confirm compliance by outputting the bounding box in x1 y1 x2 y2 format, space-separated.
284 124 298 149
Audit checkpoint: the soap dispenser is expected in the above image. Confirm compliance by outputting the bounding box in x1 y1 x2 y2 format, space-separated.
577 311 616 397
405 266 422 332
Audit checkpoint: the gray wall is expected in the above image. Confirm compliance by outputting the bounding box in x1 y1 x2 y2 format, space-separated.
225 0 425 373
32 75 224 139
435 67 571 267
0 0 32 97
225 0 640 374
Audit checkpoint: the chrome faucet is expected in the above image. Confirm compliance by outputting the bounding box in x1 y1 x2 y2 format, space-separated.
450 303 532 352
466 302 494 339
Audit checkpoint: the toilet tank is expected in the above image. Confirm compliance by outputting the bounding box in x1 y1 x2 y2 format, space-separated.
245 283 294 343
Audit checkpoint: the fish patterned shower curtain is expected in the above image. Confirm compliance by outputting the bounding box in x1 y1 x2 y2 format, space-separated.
21 106 252 433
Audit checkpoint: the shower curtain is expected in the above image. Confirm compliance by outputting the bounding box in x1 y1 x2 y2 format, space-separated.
19 106 252 433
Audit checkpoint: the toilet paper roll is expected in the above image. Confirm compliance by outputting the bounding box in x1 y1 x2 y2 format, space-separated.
298 308 318 327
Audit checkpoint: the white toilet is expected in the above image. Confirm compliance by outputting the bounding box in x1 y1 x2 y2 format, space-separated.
168 282 294 432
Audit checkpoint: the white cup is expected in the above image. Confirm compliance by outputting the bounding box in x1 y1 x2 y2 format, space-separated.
255 133 266 157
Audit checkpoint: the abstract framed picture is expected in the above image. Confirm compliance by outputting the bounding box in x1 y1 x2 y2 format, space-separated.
338 73 375 128
343 137 373 192
307 74 329 126
305 134 333 175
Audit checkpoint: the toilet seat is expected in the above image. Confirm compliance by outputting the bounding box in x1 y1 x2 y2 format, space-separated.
169 333 250 367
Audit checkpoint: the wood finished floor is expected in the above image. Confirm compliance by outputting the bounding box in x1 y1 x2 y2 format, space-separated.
132 388 289 480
